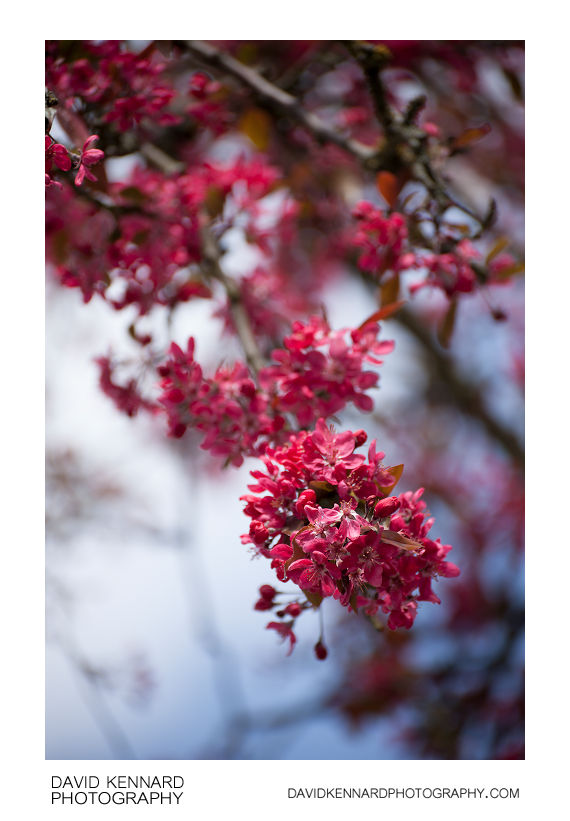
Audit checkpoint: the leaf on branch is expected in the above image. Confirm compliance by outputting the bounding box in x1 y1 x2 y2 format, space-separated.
485 236 510 265
376 171 400 208
349 590 360 613
358 300 406 330
239 107 271 150
284 534 311 575
204 185 226 218
494 261 525 280
380 274 400 307
437 297 458 349
450 123 491 151
51 230 69 264
236 42 259 65
382 464 404 494
305 591 323 608
380 530 423 553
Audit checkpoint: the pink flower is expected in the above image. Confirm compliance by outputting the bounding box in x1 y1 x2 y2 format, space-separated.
259 316 394 426
266 621 297 655
242 418 459 650
74 135 105 186
352 202 417 277
45 135 71 187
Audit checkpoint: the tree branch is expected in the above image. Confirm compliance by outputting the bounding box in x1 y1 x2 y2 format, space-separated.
199 227 266 376
123 133 266 378
177 40 376 166
396 307 524 468
344 40 492 232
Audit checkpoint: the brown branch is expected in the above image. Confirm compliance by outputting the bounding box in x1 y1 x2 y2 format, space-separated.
344 40 492 231
140 141 185 175
177 40 377 166
199 227 266 376
396 307 524 469
67 47 520 467
180 40 491 233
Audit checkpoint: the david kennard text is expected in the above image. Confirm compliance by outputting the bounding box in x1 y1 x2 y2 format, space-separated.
51 776 184 805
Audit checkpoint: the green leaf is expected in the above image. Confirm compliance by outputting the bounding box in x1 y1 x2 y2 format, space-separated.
309 480 335 493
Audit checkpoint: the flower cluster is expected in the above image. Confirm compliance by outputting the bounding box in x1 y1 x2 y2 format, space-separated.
352 203 518 298
46 156 280 314
242 419 459 653
96 357 157 418
187 72 231 135
352 202 416 277
156 317 392 465
45 41 178 133
259 316 394 425
157 338 285 466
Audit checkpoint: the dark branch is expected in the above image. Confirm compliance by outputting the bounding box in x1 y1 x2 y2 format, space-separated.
177 40 376 166
396 307 524 468
200 227 266 376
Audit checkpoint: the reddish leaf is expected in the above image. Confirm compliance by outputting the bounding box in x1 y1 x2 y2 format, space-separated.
382 464 404 495
376 171 400 208
451 123 491 150
380 274 400 307
358 300 406 330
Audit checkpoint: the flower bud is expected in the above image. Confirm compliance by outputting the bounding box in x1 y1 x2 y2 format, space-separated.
295 489 317 518
284 602 301 617
314 640 328 660
354 429 368 447
250 521 269 545
373 496 400 519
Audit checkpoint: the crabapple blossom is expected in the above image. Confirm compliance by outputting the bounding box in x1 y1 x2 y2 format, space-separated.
241 419 459 652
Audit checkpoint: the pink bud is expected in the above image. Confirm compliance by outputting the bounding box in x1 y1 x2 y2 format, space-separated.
314 640 328 660
295 489 317 517
250 522 269 545
354 429 367 447
374 496 400 518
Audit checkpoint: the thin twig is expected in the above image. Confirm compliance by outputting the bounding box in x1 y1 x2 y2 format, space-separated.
177 40 376 166
396 307 524 468
200 227 266 376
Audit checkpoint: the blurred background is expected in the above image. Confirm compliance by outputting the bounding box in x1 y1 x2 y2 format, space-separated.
46 40 524 760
